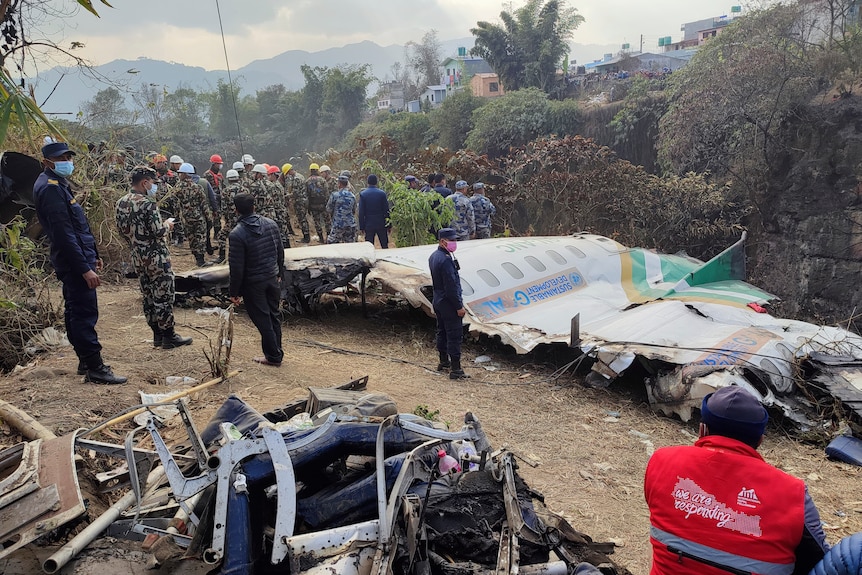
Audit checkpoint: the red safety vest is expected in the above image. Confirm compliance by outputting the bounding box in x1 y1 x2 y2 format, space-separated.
644 435 805 575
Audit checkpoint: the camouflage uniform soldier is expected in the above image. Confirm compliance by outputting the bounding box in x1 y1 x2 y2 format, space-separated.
305 163 328 243
285 164 308 241
217 169 245 263
249 164 276 221
175 163 212 267
320 165 336 230
266 165 290 247
449 180 475 241
204 154 225 246
470 182 496 239
326 174 357 243
115 166 192 349
241 154 255 185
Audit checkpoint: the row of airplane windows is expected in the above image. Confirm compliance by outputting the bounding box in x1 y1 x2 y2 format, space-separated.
462 245 587 294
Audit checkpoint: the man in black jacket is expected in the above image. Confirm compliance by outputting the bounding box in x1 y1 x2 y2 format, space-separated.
228 194 285 366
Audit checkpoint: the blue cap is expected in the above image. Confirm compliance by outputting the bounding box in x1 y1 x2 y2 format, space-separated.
700 386 768 448
438 228 457 240
42 141 76 158
455 180 468 189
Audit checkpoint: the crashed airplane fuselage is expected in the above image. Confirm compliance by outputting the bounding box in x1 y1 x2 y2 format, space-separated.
371 234 862 430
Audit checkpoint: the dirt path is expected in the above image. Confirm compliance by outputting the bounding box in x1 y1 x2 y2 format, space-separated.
1 250 860 574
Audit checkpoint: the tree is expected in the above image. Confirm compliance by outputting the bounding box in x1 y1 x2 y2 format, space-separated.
407 31 442 90
316 64 373 149
132 83 166 140
430 88 484 150
471 0 584 94
81 87 129 130
658 4 820 183
465 88 550 156
164 86 206 138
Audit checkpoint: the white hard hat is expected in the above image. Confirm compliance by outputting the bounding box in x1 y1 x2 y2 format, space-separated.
232 161 244 171
251 164 268 175
169 155 183 164
319 164 331 172
226 169 239 180
242 154 255 164
178 163 195 174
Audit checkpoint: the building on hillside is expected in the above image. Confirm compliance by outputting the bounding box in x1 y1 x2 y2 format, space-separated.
406 100 421 113
588 52 690 75
470 73 505 98
439 48 493 93
377 81 405 112
799 0 862 44
420 85 447 108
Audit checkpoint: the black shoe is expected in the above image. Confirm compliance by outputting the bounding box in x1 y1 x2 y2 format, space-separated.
77 360 86 375
449 369 470 380
300 234 310 243
85 364 128 385
206 245 215 256
437 362 451 371
152 327 164 348
194 254 206 267
162 329 193 349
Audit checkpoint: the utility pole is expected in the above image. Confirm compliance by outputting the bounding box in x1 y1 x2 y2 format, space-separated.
640 34 644 54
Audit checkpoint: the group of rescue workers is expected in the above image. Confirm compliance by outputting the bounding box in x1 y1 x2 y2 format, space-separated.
137 152 497 269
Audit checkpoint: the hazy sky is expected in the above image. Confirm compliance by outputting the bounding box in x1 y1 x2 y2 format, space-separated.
51 0 748 70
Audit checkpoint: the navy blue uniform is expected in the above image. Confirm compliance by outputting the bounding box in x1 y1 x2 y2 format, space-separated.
429 246 463 363
358 185 390 248
33 169 103 366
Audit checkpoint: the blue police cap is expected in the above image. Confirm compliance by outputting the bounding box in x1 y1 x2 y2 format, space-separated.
41 141 76 158
438 228 457 240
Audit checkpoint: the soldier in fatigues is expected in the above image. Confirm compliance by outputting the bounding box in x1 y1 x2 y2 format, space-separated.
285 164 309 242
266 165 290 247
449 180 475 241
319 165 336 231
470 182 496 239
217 169 245 263
204 154 225 251
305 163 328 243
249 164 276 222
116 166 193 349
326 174 357 243
174 163 212 267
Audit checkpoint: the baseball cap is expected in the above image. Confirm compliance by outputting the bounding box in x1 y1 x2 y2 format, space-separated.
42 142 76 158
455 180 468 189
473 182 485 190
404 175 417 182
438 228 458 240
700 386 768 448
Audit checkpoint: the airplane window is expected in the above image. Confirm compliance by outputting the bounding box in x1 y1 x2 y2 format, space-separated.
546 250 567 265
524 256 546 272
501 262 524 279
461 278 474 296
477 269 501 287
565 245 587 258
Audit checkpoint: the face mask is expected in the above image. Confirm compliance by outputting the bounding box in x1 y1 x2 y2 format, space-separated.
52 161 74 177
147 183 158 197
445 240 457 253
212 164 221 173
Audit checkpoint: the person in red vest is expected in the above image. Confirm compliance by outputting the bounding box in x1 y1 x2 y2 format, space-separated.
644 386 829 575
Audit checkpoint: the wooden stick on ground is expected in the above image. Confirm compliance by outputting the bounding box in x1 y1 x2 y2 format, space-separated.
81 370 240 437
0 399 57 440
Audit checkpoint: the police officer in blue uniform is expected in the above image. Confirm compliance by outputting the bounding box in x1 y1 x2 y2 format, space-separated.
33 141 127 385
429 228 469 379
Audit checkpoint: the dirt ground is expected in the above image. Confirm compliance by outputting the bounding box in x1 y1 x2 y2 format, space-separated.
1 245 861 575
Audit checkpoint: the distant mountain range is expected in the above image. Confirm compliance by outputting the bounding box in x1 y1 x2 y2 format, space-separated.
31 37 621 116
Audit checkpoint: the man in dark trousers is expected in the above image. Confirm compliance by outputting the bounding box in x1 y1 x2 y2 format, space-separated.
429 228 469 379
228 193 285 367
33 141 127 384
358 174 390 248
644 386 829 575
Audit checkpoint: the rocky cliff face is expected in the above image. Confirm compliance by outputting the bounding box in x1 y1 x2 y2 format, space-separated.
746 96 862 330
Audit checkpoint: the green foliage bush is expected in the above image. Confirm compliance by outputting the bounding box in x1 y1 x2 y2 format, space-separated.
430 89 485 150
465 88 551 157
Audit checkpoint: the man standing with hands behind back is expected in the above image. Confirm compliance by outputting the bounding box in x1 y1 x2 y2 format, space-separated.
429 228 469 380
228 193 285 367
33 140 127 384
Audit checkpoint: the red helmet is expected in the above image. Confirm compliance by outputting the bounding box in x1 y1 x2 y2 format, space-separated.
267 165 280 175
210 154 223 164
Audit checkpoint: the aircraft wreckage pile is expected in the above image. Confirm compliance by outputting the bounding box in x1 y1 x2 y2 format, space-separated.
176 234 862 437
0 378 629 575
